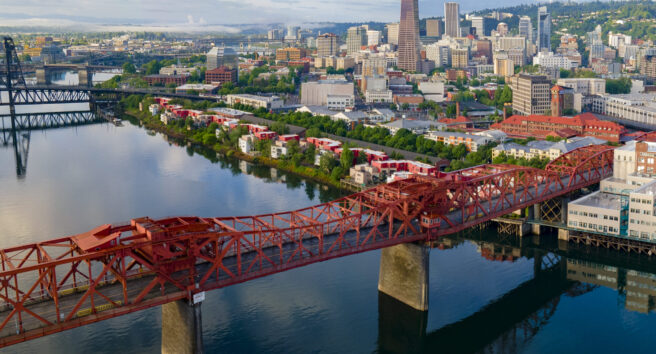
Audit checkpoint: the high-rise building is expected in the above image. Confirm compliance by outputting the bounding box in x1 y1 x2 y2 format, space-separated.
206 47 239 71
537 6 551 51
347 26 367 54
386 23 400 45
398 0 421 72
451 48 469 68
267 29 282 41
519 16 533 42
470 16 484 37
316 33 339 57
509 74 552 115
426 19 442 37
496 23 509 37
444 2 460 38
367 30 381 46
494 54 514 77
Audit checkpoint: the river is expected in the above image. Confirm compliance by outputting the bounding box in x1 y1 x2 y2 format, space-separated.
1 109 656 353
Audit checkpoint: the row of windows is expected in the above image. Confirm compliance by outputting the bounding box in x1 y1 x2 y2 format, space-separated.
629 208 652 215
630 219 655 226
629 231 653 240
569 221 618 233
630 198 654 205
569 210 619 220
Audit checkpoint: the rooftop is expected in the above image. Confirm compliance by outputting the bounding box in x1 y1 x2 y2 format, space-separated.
571 191 622 210
633 180 656 196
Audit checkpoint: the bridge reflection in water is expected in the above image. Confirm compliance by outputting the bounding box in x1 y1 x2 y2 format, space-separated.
0 111 104 177
378 232 656 353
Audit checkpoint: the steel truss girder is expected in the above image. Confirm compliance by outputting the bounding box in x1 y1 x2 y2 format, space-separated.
0 88 91 106
0 145 614 348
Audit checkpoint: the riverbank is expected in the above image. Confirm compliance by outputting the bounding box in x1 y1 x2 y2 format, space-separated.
122 109 347 191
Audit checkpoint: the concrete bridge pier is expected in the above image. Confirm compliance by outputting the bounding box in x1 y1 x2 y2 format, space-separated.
36 68 50 85
78 69 92 87
161 299 204 354
378 242 429 312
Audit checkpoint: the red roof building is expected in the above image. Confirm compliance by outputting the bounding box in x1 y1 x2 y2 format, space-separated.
438 116 473 129
491 113 626 142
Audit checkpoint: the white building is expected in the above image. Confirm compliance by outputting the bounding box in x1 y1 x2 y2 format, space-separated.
533 51 577 70
591 94 656 130
300 80 355 106
418 81 445 102
149 104 160 116
239 134 255 154
365 90 394 103
227 94 284 110
556 78 606 95
326 95 355 110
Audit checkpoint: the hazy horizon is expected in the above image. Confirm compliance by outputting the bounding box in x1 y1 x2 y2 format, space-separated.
0 0 595 33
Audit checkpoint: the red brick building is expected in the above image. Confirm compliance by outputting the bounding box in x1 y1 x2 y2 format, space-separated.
491 113 626 142
144 75 188 86
205 66 237 85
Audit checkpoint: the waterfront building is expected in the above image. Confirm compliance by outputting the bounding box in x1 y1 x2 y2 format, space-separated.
398 0 421 72
568 141 656 242
444 2 460 38
508 74 551 115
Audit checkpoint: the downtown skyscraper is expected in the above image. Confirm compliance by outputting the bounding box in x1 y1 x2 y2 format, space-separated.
398 0 420 72
444 2 460 38
537 6 551 51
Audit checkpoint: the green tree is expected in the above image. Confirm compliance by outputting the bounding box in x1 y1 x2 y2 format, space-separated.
122 62 136 74
340 147 355 170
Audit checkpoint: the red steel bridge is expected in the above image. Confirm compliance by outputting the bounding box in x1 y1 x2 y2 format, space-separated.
0 145 614 347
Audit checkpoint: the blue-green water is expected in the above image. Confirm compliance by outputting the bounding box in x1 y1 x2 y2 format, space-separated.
1 118 656 353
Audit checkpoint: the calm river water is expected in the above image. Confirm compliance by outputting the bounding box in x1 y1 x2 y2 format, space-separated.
1 109 656 353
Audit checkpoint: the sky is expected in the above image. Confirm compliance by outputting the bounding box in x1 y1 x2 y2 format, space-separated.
0 0 549 31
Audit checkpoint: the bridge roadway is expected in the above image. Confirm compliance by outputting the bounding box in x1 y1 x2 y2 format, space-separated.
0 85 218 106
0 160 605 346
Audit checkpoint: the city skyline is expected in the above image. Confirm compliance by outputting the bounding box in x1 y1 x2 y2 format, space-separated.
1 0 601 31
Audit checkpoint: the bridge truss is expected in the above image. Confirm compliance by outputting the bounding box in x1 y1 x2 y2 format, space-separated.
0 144 615 347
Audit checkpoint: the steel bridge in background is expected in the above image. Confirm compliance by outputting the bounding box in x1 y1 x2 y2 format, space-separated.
0 145 614 347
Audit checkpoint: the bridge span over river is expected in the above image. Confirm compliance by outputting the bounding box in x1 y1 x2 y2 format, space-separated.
0 145 614 351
